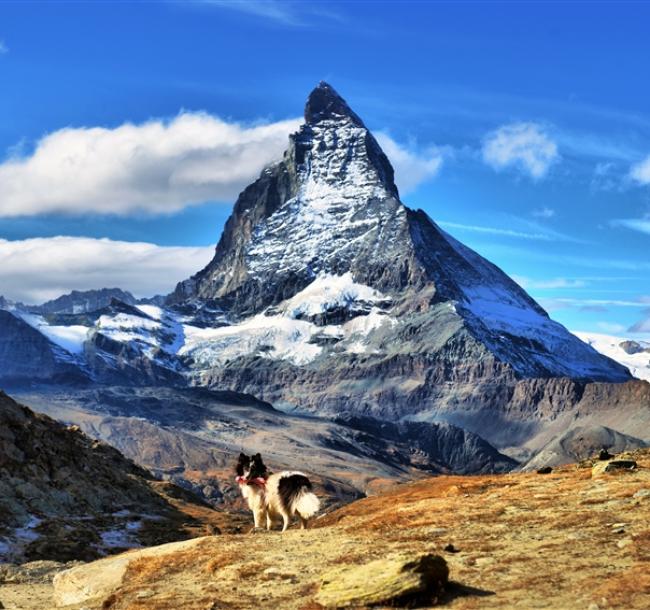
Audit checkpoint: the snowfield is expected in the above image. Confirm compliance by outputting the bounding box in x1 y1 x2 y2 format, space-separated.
572 331 650 381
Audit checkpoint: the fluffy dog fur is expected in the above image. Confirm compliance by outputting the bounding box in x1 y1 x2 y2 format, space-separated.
235 453 320 532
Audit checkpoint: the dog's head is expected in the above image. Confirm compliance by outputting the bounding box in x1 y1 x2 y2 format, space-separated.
236 452 268 480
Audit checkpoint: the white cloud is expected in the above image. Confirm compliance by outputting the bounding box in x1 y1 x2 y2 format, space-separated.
611 218 650 235
0 113 301 217
532 207 555 219
203 0 305 25
482 122 559 179
438 220 579 242
596 321 627 334
0 236 214 303
374 133 443 195
513 276 586 290
630 155 650 185
0 113 442 217
0 40 7 54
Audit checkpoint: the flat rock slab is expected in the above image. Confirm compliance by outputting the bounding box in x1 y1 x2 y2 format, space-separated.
316 553 448 608
52 536 209 607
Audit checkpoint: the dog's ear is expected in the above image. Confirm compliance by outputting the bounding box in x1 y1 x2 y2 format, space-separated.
238 452 248 461
253 453 261 461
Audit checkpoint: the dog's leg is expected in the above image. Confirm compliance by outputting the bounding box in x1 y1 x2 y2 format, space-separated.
266 512 273 531
299 515 308 530
253 507 265 529
280 510 291 532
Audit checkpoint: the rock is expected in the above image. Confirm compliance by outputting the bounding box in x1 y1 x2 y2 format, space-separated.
443 543 459 553
52 536 208 608
633 488 650 499
598 449 613 460
0 560 73 584
537 466 553 474
592 460 638 477
315 553 448 608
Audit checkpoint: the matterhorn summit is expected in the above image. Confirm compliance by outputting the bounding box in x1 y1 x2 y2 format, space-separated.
170 82 629 390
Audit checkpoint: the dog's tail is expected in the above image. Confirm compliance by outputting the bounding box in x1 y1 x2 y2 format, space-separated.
279 473 320 518
292 488 320 518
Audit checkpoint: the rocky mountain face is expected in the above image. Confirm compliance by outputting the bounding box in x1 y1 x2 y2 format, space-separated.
0 311 88 387
0 392 222 563
169 82 629 381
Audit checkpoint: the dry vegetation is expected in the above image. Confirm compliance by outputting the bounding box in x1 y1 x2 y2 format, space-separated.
4 449 650 610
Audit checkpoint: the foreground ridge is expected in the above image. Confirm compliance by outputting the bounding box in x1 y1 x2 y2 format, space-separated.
32 448 650 610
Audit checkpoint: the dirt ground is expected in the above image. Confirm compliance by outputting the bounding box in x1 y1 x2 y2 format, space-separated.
2 449 649 610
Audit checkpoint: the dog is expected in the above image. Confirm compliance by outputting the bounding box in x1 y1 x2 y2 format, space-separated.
235 453 320 532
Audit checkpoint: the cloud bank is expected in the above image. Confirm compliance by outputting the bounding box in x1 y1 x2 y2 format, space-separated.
0 113 442 217
482 122 559 179
0 236 214 303
0 113 301 217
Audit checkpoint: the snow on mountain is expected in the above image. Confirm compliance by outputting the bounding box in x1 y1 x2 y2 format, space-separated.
573 331 650 381
278 272 389 319
17 312 89 355
180 277 395 370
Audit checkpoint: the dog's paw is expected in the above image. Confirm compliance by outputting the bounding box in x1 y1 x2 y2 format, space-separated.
248 526 266 535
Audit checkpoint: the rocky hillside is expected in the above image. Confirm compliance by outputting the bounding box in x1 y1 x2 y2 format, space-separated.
6 448 647 610
13 386 516 510
0 392 237 564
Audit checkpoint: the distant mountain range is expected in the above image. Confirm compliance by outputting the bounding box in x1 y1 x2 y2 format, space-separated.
0 83 648 498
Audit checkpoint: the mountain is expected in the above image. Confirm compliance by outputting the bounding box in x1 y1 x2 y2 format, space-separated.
0 391 224 563
0 310 89 387
0 82 647 471
574 331 650 382
31 288 137 315
522 424 647 470
168 82 627 381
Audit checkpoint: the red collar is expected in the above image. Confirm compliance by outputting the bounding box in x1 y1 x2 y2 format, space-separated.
236 475 267 487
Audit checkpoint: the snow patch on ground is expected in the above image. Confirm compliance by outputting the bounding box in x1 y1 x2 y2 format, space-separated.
100 521 142 550
0 515 42 562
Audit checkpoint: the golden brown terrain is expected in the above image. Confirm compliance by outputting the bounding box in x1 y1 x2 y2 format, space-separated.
2 449 649 610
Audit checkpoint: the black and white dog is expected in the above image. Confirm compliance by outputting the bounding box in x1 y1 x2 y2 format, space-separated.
235 453 320 532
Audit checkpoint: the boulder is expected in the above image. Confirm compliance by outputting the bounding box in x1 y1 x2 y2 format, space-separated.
52 536 208 607
315 553 448 608
592 459 638 477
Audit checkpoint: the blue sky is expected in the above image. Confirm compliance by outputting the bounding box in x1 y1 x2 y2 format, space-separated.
0 1 649 336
